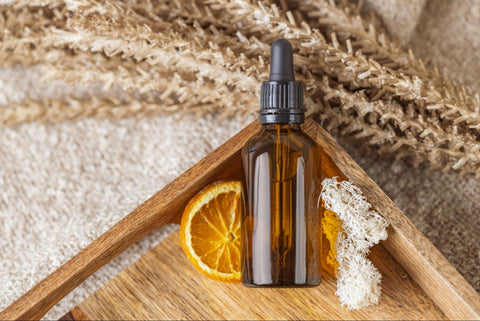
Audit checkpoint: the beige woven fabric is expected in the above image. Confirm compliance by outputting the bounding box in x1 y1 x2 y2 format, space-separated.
352 0 480 292
0 0 479 320
362 0 428 45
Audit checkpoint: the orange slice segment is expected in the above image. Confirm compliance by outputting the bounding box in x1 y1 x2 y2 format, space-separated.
322 207 341 276
180 181 243 282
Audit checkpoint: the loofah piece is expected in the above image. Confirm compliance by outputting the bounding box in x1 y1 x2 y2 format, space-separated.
321 177 389 310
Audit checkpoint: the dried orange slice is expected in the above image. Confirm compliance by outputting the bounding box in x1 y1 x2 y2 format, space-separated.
180 181 243 282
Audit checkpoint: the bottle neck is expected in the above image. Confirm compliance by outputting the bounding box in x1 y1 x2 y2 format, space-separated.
262 123 301 132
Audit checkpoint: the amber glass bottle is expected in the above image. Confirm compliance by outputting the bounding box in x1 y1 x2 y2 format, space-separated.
241 39 322 287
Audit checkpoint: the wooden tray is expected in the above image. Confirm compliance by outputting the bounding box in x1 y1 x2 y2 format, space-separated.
3 119 480 320
62 229 448 320
62 230 447 320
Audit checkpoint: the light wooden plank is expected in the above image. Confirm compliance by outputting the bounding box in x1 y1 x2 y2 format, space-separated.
75 231 447 320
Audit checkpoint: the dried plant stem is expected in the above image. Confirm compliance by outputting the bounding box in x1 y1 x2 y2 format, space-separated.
295 0 480 131
1 0 479 176
0 2 66 38
204 0 480 134
1 1 261 124
6 0 64 8
197 0 480 175
50 29 258 94
41 52 258 115
126 0 237 33
0 92 227 127
47 6 268 99
0 3 67 67
313 77 480 176
53 0 480 135
290 0 411 69
79 2 480 176
0 33 66 67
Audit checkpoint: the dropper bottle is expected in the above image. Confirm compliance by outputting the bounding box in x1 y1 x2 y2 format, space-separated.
241 39 322 287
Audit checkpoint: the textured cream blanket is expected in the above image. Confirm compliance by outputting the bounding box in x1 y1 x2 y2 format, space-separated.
1 0 479 319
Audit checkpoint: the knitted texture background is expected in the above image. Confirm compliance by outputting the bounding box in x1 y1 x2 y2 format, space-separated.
1 0 479 319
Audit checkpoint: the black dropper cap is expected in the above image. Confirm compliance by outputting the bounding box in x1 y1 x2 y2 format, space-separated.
259 39 304 124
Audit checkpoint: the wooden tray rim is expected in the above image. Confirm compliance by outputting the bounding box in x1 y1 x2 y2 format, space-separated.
2 118 479 320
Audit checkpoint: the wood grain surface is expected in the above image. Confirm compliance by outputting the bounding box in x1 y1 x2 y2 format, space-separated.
66 230 447 320
3 118 479 320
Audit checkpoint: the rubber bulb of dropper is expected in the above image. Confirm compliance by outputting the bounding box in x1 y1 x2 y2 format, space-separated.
268 39 295 82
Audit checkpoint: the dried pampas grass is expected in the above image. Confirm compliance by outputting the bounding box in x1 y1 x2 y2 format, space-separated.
1 0 480 177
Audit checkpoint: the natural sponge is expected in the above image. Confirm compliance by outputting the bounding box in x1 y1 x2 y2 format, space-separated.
321 177 389 310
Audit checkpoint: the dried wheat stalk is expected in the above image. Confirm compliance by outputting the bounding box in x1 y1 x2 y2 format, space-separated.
315 77 480 176
1 1 259 118
114 1 480 175
197 0 480 175
204 0 480 135
50 5 265 105
0 90 229 126
1 0 480 176
193 0 480 176
1 3 260 122
294 0 480 132
0 2 68 67
0 1 260 125
41 52 257 116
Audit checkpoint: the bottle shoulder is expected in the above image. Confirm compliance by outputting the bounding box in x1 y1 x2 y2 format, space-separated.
243 126 320 155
